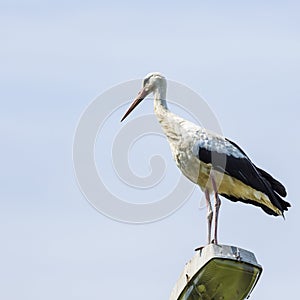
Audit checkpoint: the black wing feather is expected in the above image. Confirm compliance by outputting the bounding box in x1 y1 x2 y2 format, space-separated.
198 138 290 215
225 138 287 197
256 167 287 197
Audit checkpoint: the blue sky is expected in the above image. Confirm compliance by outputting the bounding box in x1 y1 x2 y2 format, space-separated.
1 1 300 299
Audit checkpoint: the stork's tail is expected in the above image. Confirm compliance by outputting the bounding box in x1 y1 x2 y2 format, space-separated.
258 168 291 217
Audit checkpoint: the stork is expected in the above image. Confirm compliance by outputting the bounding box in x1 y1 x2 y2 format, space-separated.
121 72 290 244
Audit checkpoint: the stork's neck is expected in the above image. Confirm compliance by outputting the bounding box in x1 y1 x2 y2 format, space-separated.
153 84 182 145
153 85 168 114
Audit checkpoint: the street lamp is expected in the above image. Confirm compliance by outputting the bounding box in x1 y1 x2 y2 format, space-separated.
170 244 262 300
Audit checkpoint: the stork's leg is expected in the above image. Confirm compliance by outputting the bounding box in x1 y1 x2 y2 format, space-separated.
204 189 213 244
211 175 221 245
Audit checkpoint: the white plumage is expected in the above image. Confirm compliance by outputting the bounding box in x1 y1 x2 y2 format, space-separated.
121 72 290 244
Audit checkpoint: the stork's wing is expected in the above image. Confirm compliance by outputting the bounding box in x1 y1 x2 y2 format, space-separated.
227 138 287 197
194 135 290 215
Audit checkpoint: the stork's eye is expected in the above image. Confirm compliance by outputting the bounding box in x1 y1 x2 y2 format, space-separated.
143 77 150 87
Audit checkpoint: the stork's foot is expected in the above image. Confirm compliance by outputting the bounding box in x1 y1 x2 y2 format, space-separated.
211 238 218 245
194 246 205 251
195 239 218 251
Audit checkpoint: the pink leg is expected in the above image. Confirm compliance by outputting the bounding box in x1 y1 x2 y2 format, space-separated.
211 175 221 244
204 189 213 244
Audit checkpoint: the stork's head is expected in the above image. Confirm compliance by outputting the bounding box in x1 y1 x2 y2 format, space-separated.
121 72 166 121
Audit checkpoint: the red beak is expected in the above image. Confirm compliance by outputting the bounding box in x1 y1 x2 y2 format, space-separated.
121 87 149 122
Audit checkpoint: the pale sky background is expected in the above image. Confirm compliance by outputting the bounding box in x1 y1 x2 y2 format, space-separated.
1 0 300 299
